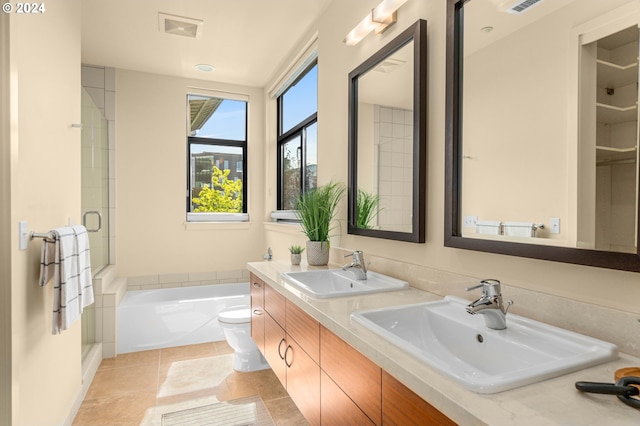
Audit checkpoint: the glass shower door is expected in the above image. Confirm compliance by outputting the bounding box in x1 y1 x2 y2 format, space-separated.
81 87 110 359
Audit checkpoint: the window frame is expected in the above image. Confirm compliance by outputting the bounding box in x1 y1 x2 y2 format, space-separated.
186 92 248 222
276 60 318 210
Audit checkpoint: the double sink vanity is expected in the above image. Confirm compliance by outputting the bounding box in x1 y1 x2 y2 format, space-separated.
248 260 640 425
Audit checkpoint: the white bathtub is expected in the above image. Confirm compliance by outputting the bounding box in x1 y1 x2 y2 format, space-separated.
117 282 249 354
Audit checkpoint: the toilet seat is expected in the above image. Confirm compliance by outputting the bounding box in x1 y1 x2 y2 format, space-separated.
218 308 250 324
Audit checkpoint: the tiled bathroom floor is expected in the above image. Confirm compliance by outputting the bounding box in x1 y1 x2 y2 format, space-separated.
73 341 307 426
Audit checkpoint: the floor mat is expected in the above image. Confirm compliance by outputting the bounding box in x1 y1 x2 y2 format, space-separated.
161 395 275 426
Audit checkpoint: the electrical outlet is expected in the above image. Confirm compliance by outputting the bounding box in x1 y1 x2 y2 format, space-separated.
550 217 560 234
463 215 478 227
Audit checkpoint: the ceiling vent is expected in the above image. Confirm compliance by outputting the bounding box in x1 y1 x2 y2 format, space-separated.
373 57 405 73
158 12 203 39
504 0 543 14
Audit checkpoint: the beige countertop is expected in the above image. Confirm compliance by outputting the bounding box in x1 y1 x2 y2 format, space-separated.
248 260 640 425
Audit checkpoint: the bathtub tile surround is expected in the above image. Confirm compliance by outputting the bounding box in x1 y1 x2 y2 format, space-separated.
73 342 306 425
329 248 640 357
126 268 250 291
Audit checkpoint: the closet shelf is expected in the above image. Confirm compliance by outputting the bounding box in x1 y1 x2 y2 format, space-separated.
596 102 638 124
597 59 638 88
595 145 637 163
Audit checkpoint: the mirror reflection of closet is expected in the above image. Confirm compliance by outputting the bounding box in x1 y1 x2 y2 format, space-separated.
579 26 639 253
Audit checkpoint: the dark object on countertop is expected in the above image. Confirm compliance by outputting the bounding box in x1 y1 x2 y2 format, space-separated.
576 376 640 409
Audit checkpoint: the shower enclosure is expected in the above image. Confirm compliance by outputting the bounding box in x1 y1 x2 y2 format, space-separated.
81 87 110 360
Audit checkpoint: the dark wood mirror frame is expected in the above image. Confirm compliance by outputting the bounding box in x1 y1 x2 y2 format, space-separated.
348 19 427 243
444 0 640 272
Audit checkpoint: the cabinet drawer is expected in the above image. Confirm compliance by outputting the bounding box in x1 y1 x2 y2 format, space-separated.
321 370 375 426
320 326 382 425
286 300 320 363
382 371 456 426
264 283 286 327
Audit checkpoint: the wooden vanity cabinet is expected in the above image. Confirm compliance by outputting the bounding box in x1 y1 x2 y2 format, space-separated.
382 371 456 426
250 273 265 353
262 281 321 426
320 325 381 425
252 275 455 426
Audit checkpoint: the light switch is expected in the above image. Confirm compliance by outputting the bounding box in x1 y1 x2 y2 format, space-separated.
19 221 28 250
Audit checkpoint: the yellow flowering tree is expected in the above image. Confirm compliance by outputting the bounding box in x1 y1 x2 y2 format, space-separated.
192 166 243 212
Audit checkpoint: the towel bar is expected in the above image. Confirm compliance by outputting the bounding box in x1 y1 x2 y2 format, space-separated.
30 231 55 241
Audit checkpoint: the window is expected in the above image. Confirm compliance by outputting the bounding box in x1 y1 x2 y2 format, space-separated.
277 61 318 210
187 93 248 221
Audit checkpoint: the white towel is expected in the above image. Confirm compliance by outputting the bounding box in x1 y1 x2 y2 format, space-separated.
503 221 535 237
476 220 502 235
38 225 94 334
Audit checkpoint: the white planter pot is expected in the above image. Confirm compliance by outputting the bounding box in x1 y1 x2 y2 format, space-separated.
305 241 330 266
290 253 301 265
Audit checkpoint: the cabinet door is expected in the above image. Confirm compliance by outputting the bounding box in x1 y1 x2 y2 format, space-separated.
264 282 286 327
382 371 456 426
264 312 286 387
320 326 382 425
250 274 265 353
286 300 320 363
321 370 375 426
286 335 321 426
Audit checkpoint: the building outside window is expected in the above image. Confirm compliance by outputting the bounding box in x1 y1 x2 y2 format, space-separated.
187 93 248 221
277 61 318 210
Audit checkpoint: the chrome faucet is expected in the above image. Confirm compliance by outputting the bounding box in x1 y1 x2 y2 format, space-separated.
342 250 368 280
465 279 513 330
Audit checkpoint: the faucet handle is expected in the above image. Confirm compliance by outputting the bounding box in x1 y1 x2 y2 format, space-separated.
344 250 364 262
466 279 501 297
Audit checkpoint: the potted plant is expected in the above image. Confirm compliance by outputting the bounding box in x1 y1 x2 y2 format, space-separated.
288 245 305 265
295 181 345 266
356 189 381 229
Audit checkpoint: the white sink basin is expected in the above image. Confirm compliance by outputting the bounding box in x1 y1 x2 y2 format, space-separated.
281 269 408 299
351 296 618 394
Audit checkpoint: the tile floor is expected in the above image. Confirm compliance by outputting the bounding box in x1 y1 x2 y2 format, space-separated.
73 341 307 425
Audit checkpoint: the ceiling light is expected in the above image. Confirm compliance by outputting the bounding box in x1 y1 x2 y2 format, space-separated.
195 64 215 72
344 0 409 46
481 26 494 33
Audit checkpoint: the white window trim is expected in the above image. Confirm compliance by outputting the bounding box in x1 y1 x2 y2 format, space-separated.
270 210 300 222
186 89 249 223
268 33 318 100
187 212 250 222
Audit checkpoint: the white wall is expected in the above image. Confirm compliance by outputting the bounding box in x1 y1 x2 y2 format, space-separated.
265 0 640 316
115 70 266 277
6 2 84 425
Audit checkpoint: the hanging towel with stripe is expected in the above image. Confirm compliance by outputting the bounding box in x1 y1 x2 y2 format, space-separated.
39 225 94 334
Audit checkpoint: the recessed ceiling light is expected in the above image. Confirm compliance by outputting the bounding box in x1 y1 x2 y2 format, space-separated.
480 26 494 33
195 64 215 72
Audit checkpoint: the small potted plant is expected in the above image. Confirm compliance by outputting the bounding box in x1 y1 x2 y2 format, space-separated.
289 245 305 265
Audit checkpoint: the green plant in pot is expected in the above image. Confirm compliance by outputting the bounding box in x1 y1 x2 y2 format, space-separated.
356 189 381 229
288 245 305 265
295 181 345 266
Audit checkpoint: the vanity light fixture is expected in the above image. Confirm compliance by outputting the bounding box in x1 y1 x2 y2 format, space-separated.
195 64 215 72
343 0 409 46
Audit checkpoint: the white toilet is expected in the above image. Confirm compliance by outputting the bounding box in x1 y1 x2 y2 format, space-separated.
218 308 270 372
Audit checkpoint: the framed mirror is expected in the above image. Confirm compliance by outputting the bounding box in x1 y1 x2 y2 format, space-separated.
348 19 427 243
445 0 640 272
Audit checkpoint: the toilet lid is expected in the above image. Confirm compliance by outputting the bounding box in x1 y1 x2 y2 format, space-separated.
219 308 250 324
